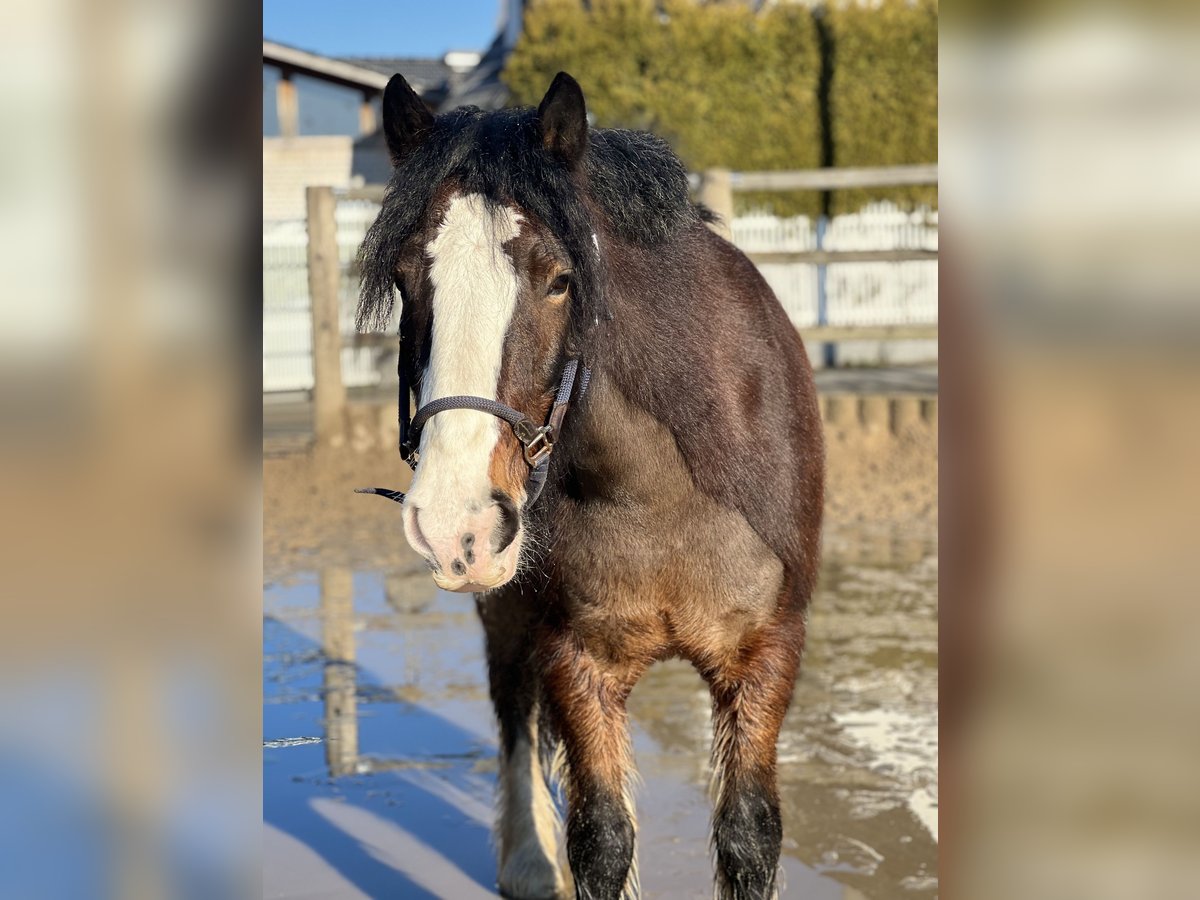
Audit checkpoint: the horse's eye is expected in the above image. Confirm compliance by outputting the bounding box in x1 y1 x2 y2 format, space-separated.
547 273 571 298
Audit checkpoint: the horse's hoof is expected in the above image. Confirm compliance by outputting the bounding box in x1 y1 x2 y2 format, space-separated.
498 842 568 899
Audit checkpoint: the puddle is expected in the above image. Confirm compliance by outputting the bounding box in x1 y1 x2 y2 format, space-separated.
263 526 937 899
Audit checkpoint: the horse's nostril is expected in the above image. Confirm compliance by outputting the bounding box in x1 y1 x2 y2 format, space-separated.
405 505 438 567
491 490 520 553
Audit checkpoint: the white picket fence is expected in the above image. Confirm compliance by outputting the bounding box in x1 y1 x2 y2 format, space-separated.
263 201 937 392
734 203 938 327
263 201 384 392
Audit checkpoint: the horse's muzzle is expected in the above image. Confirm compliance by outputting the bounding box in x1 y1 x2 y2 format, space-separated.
402 498 521 593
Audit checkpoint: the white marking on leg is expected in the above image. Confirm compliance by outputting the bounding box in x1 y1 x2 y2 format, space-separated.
499 728 565 899
621 740 641 900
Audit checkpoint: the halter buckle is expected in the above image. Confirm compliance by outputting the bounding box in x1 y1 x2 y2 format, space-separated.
520 426 554 467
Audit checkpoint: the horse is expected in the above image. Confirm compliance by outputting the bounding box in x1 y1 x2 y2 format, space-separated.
356 71 824 900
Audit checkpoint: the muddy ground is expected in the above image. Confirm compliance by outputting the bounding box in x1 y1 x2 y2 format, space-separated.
263 426 937 898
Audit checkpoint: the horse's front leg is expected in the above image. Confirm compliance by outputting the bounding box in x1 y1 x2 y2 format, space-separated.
478 596 568 900
706 612 805 900
543 630 645 900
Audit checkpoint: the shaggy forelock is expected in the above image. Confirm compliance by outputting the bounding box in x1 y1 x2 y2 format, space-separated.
355 106 699 335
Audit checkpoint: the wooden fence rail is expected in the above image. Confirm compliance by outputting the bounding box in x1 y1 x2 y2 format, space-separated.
731 164 938 192
747 249 938 266
697 164 939 350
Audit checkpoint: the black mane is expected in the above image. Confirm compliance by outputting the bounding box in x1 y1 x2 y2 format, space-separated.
356 105 699 334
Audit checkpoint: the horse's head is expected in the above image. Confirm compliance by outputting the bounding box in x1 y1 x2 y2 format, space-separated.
359 72 594 592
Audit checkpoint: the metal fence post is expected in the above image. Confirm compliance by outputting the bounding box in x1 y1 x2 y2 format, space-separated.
815 214 837 368
306 185 347 443
699 168 735 240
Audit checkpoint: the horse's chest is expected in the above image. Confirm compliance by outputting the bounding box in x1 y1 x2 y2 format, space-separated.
552 489 784 665
548 380 786 664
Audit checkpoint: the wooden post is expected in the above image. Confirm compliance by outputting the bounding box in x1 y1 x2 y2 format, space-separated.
890 396 922 434
276 72 298 138
825 394 858 429
860 395 889 435
306 186 346 444
699 168 735 240
359 93 377 135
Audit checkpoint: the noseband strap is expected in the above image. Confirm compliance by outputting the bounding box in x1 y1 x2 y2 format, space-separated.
356 357 588 509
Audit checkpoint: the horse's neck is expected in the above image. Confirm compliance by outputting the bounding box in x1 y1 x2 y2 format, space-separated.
558 224 735 500
558 355 695 510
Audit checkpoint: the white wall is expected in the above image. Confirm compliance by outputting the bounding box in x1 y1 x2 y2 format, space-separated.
263 137 356 222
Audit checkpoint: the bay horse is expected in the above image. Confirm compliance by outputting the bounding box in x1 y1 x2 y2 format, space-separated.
356 72 824 900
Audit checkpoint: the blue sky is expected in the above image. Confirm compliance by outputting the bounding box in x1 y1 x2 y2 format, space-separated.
263 0 503 57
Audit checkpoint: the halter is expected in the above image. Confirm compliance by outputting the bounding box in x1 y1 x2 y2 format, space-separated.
356 345 590 509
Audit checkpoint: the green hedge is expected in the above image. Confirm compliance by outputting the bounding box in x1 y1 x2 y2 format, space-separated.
503 0 664 132
651 4 821 175
827 0 938 213
503 0 936 216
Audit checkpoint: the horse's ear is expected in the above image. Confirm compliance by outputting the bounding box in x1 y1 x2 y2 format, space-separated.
383 74 434 166
537 72 588 166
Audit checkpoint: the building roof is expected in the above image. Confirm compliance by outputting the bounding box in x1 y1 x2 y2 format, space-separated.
263 39 490 111
339 57 454 96
265 6 523 122
263 40 391 93
438 32 510 111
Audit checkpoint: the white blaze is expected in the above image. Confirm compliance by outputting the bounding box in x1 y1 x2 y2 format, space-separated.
405 193 523 518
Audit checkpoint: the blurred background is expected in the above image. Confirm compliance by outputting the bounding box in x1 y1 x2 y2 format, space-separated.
0 0 1197 897
940 3 1200 898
